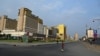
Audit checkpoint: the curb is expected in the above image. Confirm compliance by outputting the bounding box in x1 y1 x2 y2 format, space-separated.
0 42 57 47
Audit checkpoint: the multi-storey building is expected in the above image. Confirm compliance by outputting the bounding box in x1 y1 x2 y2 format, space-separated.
17 7 45 37
43 25 49 38
17 7 40 34
48 26 58 38
37 18 44 36
56 24 67 41
0 7 67 41
0 15 17 31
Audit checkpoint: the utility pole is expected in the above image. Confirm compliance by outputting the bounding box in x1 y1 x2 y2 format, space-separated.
86 24 88 39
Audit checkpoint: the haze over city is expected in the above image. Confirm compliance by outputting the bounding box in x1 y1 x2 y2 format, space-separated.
0 0 100 37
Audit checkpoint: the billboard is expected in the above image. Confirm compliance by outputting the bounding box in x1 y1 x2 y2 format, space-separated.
93 30 97 38
87 30 94 38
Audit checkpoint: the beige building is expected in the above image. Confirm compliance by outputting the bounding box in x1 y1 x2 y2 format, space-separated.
17 7 43 33
43 25 49 38
74 33 79 41
0 15 17 31
37 17 44 34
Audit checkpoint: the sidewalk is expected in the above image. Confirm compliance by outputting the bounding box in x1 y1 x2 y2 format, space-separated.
0 42 57 46
82 42 100 52
0 41 70 47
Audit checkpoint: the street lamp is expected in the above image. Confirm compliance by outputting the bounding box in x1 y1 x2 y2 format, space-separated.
93 19 100 29
93 19 100 22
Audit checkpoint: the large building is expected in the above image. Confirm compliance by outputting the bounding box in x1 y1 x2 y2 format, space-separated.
56 24 67 41
0 7 67 41
17 7 43 34
37 18 44 36
43 25 49 41
0 7 44 37
48 26 58 38
0 15 17 31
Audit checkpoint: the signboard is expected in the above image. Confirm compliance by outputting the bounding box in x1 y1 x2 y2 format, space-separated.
87 30 94 38
93 30 98 38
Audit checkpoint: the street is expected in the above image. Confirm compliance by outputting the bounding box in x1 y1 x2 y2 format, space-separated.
0 41 100 56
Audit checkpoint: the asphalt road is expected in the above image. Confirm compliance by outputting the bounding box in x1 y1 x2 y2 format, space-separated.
0 42 100 56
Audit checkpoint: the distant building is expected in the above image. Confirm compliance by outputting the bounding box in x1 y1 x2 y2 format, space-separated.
48 26 58 38
0 7 45 37
42 25 49 41
56 24 66 41
52 27 58 38
17 7 44 35
74 33 79 41
1 30 25 37
48 28 53 37
0 7 67 40
0 15 17 31
17 7 38 33
37 19 44 37
66 34 70 40
70 36 74 40
43 25 49 38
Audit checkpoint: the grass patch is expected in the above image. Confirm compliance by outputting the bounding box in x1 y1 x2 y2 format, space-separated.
0 40 21 43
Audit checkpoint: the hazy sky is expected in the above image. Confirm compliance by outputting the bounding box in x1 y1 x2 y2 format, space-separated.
0 0 100 37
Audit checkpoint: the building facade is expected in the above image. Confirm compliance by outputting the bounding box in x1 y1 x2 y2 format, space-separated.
74 33 79 41
56 24 66 41
0 7 67 41
17 7 41 34
37 23 44 34
48 26 58 38
43 25 49 38
37 18 44 35
0 15 17 31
